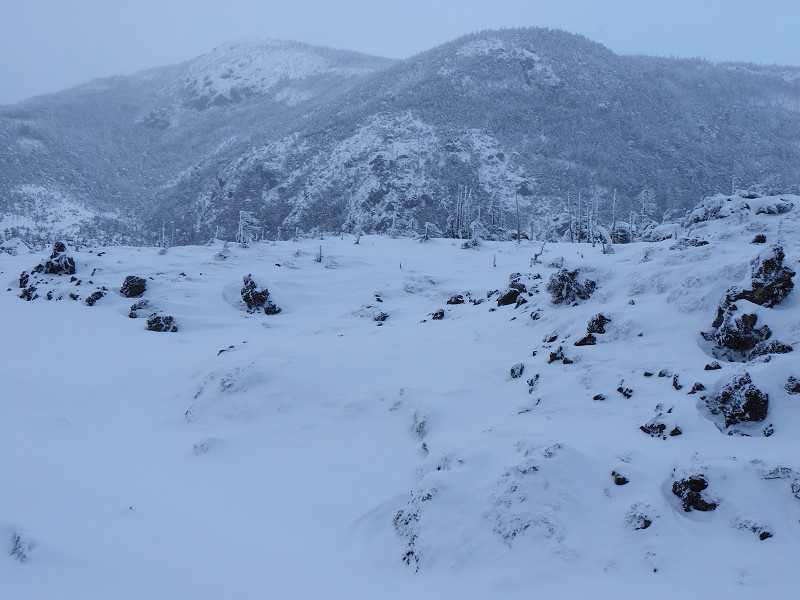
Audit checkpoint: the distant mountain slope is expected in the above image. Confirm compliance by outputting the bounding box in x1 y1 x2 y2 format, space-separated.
1 28 799 245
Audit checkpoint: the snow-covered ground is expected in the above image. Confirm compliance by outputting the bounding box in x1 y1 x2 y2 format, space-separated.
1 194 799 598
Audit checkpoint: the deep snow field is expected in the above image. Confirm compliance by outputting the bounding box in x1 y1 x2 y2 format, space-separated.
1 194 799 599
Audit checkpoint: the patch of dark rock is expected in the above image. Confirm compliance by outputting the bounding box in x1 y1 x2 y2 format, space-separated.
763 424 775 437
658 369 671 378
431 309 444 320
748 340 792 359
786 376 800 394
689 382 706 394
672 475 717 512
510 363 524 379
618 386 633 399
546 268 596 304
640 420 665 437
446 294 464 305
587 314 611 334
744 245 795 307
32 241 76 276
374 312 389 323
714 308 771 355
628 299 635 305
548 347 565 364
671 238 709 250
759 531 773 540
129 299 152 318
751 234 767 244
574 334 596 346
643 371 654 377
120 275 147 298
146 313 178 333
612 471 629 485
527 374 539 392
672 375 683 391
669 427 683 436
497 288 521 307
514 295 527 308
593 394 605 401
85 290 105 306
704 362 722 371
530 310 541 321
241 274 281 315
217 345 235 356
544 333 558 343
708 372 768 427
508 273 527 293
18 272 29 288
19 285 38 301
69 293 79 301
562 357 573 365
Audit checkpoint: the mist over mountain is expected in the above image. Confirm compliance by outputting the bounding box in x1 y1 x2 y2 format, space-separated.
2 28 799 246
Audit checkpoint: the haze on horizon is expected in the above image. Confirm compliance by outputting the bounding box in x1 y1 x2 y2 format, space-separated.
2 0 800 105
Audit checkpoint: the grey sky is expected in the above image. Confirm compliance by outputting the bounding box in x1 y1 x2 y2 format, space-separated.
2 0 799 105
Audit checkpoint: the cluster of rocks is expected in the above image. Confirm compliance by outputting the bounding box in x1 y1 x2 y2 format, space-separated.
703 245 794 361
496 273 538 308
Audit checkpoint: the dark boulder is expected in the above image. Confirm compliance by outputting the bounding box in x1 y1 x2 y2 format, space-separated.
714 311 771 353
672 476 717 512
146 313 178 332
446 294 464 305
784 376 800 394
510 363 524 379
744 245 795 307
496 288 521 307
241 274 281 315
120 276 147 298
704 362 722 371
431 309 444 320
751 234 766 244
32 241 76 276
574 334 596 347
707 372 768 427
612 471 629 486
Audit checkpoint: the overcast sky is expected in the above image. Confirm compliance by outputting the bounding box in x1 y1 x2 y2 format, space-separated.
2 0 800 105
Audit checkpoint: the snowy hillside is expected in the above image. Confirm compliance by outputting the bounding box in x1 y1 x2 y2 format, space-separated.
2 193 798 597
2 28 800 245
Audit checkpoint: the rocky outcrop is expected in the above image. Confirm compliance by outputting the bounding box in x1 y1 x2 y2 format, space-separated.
707 372 768 428
32 241 76 276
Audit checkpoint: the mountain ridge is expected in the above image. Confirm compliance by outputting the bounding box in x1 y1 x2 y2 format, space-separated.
1 27 799 246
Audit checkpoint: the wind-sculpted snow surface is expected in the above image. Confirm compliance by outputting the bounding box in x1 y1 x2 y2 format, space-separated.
0 194 799 598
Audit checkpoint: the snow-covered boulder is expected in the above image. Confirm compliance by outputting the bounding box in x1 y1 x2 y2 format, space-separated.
241 274 281 315
745 244 795 307
707 372 768 428
120 275 147 298
546 268 596 305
